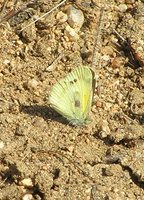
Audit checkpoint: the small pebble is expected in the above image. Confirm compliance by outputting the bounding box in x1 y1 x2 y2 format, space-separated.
0 73 3 77
0 141 4 149
21 24 36 43
65 25 79 41
56 11 68 23
22 194 33 200
118 4 128 12
105 102 113 110
3 59 10 65
102 167 114 176
0 108 4 113
15 125 26 136
16 39 23 45
111 57 125 68
21 178 33 187
67 5 84 31
67 145 74 154
101 46 114 56
33 117 46 128
80 47 92 60
95 100 103 108
99 130 108 139
101 55 110 62
100 120 111 135
25 78 39 90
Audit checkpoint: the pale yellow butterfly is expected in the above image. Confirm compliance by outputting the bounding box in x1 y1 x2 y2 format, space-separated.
49 66 95 125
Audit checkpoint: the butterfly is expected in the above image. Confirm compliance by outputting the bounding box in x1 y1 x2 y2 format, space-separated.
49 66 95 125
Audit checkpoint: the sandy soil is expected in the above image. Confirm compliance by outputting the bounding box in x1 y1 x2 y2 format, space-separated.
0 0 144 199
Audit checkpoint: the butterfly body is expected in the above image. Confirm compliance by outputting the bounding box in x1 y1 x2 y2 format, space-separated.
49 66 95 125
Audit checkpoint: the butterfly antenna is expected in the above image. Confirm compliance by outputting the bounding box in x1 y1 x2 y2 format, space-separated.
60 122 81 139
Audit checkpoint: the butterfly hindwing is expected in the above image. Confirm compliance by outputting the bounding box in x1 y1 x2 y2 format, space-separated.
49 78 75 119
49 66 94 125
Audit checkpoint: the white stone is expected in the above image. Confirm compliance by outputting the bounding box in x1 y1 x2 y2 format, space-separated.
22 194 33 200
21 178 33 187
67 5 84 31
118 4 128 12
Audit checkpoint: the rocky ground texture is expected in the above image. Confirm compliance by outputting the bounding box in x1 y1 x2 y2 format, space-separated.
0 0 144 199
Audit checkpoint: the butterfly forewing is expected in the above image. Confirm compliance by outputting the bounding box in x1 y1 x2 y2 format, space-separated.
72 66 94 120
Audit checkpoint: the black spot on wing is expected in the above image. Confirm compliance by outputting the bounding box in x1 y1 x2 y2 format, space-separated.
70 79 77 84
75 100 80 108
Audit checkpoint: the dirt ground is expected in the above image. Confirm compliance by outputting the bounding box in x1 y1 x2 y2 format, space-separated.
0 0 144 199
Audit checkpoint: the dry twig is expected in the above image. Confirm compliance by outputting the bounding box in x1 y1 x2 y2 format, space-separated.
0 0 36 23
20 0 67 32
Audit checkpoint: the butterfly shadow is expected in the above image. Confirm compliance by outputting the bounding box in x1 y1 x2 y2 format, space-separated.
20 104 69 125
